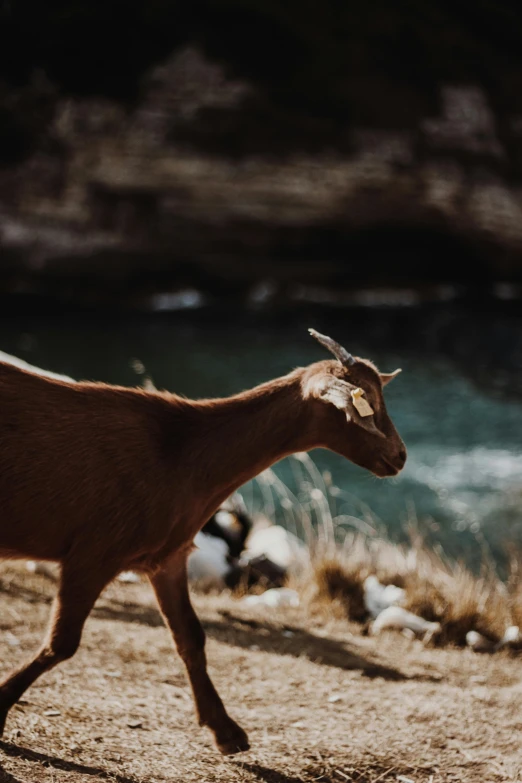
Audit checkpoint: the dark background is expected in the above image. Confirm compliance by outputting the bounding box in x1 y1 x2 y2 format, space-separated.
1 1 522 310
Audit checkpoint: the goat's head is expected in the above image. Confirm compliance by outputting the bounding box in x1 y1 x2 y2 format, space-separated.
302 329 407 478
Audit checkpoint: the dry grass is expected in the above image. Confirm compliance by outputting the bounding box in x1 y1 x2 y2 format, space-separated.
247 456 522 650
311 548 515 647
1 561 522 783
312 560 368 624
507 551 522 630
510 586 522 630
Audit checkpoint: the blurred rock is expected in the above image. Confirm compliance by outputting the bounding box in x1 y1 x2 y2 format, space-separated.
1 3 522 301
241 587 300 608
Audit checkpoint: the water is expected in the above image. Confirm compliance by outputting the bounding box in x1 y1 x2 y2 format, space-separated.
1 306 521 568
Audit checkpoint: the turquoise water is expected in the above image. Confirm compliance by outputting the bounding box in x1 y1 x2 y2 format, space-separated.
1 310 521 567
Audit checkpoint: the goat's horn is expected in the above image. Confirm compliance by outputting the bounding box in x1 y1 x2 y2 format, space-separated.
308 329 355 366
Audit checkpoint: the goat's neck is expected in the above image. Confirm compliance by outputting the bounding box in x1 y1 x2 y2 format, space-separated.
194 369 313 507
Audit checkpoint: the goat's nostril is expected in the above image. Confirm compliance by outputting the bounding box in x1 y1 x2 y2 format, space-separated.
398 448 407 464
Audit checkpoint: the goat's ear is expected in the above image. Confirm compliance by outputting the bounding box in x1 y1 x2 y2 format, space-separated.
306 375 385 438
380 369 402 387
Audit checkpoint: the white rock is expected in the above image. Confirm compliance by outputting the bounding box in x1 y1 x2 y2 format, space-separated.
467 625 521 653
370 606 441 639
500 625 521 647
26 561 58 580
117 571 141 584
187 532 231 583
466 630 496 653
243 524 309 572
213 510 238 530
363 575 406 619
5 632 20 647
241 587 300 608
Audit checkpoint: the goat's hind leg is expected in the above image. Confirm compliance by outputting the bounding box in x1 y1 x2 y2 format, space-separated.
150 559 250 755
0 562 113 736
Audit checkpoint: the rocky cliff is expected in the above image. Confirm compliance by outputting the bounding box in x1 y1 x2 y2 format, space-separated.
2 2 522 305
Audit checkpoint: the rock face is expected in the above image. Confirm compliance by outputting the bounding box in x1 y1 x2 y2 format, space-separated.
2 3 522 303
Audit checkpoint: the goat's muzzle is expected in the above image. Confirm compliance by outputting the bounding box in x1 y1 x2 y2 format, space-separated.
375 446 407 478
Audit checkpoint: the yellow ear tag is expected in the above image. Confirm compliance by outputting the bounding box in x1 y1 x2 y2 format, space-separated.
351 387 374 417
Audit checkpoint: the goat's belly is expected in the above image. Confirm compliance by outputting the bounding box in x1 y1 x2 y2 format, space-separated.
0 496 72 561
0 529 68 562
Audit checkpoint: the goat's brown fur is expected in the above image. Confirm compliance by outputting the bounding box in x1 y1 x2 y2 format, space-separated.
0 341 406 754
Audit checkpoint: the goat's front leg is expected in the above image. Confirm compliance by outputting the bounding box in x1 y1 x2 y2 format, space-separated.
150 558 250 755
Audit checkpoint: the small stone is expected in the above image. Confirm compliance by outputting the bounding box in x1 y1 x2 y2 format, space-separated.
127 720 143 729
44 710 61 717
328 694 342 703
5 632 20 647
117 571 141 584
466 630 496 653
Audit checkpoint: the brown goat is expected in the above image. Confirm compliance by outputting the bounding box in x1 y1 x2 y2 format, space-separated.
0 329 406 754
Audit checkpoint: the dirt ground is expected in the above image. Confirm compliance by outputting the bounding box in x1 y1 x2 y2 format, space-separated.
0 563 520 783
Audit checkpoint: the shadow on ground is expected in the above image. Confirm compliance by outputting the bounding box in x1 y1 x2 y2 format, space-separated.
0 579 443 683
205 610 410 680
0 745 431 783
0 741 136 783
230 759 433 783
92 599 442 683
235 762 328 783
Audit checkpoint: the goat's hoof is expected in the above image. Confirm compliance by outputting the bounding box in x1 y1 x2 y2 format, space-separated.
215 724 250 756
